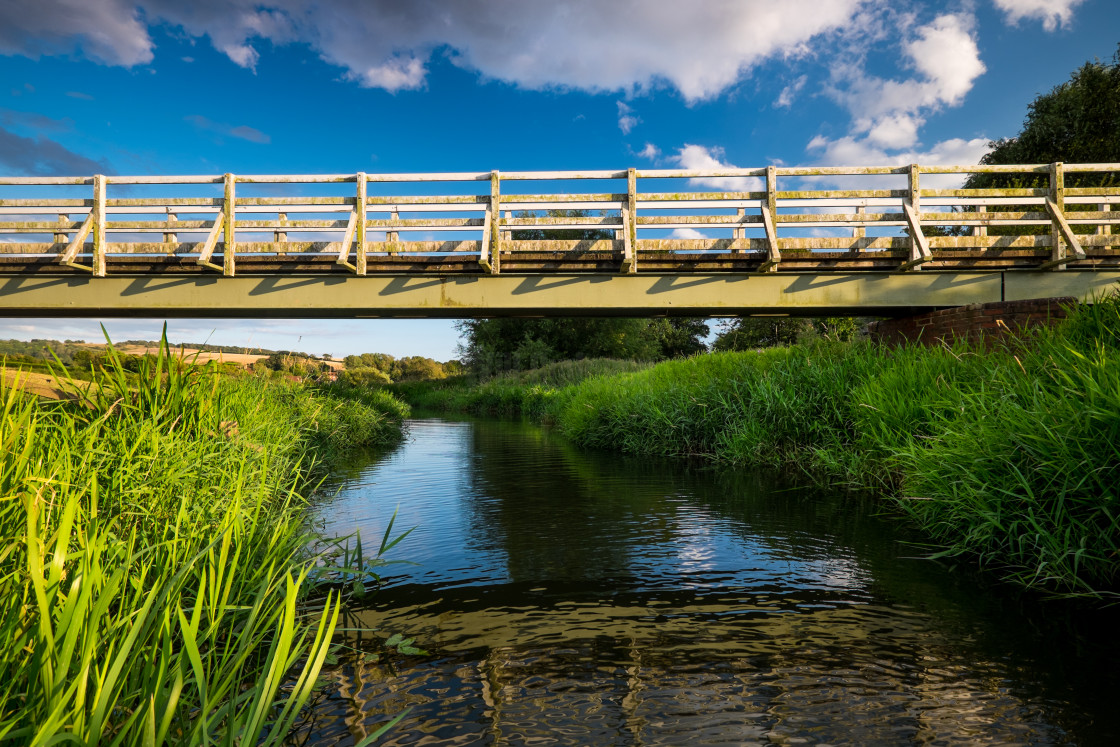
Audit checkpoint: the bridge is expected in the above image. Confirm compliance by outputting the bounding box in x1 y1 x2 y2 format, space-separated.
1 163 1117 318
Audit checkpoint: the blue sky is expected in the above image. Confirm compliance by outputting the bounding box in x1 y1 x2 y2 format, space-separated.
1 0 1116 359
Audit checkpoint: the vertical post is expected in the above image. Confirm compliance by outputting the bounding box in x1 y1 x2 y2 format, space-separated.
622 167 636 273
1049 161 1065 268
223 173 236 276
852 205 865 239
388 206 399 243
907 163 923 267
490 170 501 274
1098 203 1110 236
54 213 67 244
92 174 106 277
276 212 287 252
356 172 367 276
164 208 177 253
503 210 513 243
975 204 987 237
734 207 745 243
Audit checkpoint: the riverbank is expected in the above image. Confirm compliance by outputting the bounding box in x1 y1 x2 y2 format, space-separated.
0 341 408 744
395 296 1120 599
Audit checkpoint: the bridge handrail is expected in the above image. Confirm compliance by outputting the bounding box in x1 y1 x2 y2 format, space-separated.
1 163 1116 276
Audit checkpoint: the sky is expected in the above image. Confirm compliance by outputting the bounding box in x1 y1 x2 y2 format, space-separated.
0 0 1117 360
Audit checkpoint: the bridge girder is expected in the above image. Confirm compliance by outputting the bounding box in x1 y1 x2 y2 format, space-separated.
1 271 1117 318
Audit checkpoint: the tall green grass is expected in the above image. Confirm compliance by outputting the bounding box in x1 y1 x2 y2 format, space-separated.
0 338 408 744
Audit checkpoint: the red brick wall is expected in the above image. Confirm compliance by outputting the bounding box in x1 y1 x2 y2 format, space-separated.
867 297 1076 347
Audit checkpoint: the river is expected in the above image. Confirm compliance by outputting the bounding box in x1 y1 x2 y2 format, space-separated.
303 416 1120 745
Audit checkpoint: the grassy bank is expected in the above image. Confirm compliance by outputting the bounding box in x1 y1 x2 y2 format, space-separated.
390 358 650 417
1 341 408 744
398 299 1120 599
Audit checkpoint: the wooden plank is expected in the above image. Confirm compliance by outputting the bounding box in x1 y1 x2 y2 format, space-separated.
356 173 367 276
899 164 931 272
335 209 359 271
92 174 106 277
621 168 636 273
196 213 225 272
58 214 94 270
489 171 501 274
1039 196 1086 269
758 165 781 273
223 173 235 276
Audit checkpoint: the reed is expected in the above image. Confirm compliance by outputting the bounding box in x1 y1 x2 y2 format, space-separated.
0 336 408 744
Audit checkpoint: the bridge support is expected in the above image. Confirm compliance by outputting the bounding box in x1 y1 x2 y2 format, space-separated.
1 271 1116 318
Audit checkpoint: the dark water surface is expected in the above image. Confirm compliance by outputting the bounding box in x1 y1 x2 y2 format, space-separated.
305 417 1120 745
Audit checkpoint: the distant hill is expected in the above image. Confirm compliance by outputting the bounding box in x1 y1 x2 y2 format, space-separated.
0 337 340 370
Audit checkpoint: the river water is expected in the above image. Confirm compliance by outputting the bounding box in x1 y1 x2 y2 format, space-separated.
304 417 1120 745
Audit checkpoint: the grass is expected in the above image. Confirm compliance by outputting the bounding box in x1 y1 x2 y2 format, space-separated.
396 298 1120 599
0 337 408 744
390 358 650 417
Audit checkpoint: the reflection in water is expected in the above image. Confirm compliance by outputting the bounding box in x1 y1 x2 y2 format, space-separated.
307 418 1120 745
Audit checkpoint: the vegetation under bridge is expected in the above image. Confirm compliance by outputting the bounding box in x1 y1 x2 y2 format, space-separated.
1 163 1118 318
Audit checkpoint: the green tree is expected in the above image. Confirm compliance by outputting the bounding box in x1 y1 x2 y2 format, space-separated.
713 317 864 351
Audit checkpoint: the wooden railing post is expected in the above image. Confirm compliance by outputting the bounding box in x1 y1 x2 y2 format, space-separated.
900 163 931 271
92 174 106 276
622 167 636 273
164 208 177 253
223 173 236 276
275 212 287 252
975 204 987 237
54 213 67 244
852 205 865 240
1050 161 1065 268
488 171 501 274
356 172 367 275
1040 161 1085 269
758 165 780 272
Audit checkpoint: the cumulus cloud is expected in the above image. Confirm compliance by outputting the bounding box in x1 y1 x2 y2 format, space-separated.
185 115 270 144
806 12 989 178
0 126 113 175
0 0 153 66
637 143 661 160
774 75 807 109
617 101 639 134
668 228 707 239
673 144 763 191
0 0 869 100
992 0 1085 31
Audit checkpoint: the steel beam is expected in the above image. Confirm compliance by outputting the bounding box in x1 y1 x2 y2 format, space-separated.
1 271 1117 318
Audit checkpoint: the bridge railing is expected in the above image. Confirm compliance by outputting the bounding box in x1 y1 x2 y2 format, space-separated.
0 164 1116 277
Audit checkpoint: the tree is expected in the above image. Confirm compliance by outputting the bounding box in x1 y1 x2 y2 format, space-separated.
713 317 864 351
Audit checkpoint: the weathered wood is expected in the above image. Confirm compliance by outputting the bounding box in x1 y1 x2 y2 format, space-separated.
335 210 359 271
54 213 68 244
489 171 501 274
59 214 94 270
356 172 367 276
223 173 235 276
900 164 931 271
92 174 106 277
621 168 636 273
1039 196 1087 269
196 214 225 272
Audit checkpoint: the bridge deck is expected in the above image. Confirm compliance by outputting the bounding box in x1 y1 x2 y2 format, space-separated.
2 164 1118 315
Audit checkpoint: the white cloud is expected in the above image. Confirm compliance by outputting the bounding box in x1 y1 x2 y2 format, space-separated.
0 0 869 100
992 0 1085 31
669 228 707 239
674 144 762 191
185 115 270 144
774 75 807 109
637 143 661 160
617 101 639 134
806 133 990 187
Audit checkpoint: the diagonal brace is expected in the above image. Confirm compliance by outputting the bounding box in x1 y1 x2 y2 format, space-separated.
335 209 360 272
899 199 932 271
758 207 781 272
1039 197 1086 269
58 214 94 272
196 213 226 272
